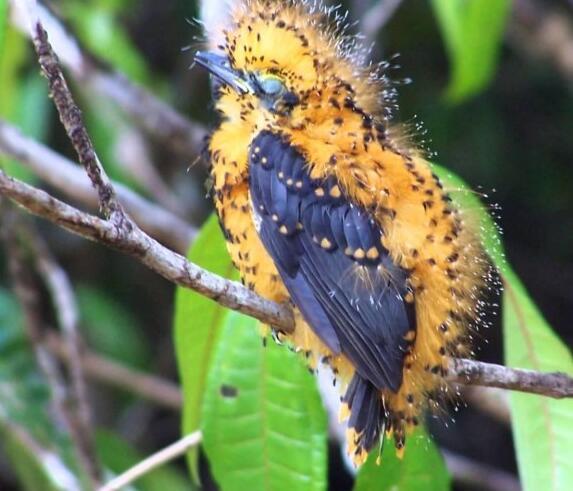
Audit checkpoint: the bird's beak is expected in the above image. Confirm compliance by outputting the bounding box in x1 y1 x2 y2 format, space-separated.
194 51 252 94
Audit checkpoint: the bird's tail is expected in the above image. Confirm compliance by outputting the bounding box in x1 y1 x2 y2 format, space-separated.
342 373 386 465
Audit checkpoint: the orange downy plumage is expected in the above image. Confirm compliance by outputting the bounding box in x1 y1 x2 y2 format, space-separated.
203 0 490 465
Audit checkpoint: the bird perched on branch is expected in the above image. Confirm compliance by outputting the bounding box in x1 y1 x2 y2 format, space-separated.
196 0 489 465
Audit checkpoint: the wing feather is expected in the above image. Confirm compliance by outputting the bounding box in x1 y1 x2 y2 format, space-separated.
249 130 415 392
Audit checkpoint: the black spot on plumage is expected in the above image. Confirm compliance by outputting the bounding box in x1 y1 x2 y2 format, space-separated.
249 131 416 399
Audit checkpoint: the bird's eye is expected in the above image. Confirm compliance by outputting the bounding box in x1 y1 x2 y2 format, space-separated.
256 74 285 97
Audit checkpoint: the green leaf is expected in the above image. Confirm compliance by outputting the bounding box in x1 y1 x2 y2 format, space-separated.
354 428 450 491
202 310 328 491
430 0 510 102
62 2 151 84
503 272 573 491
0 0 7 54
432 165 573 491
95 430 194 491
173 214 238 482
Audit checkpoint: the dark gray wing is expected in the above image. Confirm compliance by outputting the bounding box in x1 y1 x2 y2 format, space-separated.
249 130 415 391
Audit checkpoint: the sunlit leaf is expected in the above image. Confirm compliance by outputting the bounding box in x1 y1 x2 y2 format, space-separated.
202 310 328 491
96 430 194 491
430 0 510 102
354 428 450 491
433 165 573 491
173 214 237 483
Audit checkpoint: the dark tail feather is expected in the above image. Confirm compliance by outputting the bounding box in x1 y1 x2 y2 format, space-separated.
343 374 385 455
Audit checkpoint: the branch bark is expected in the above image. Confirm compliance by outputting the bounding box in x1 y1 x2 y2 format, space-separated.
0 169 294 330
449 358 573 399
2 169 572 400
0 119 195 253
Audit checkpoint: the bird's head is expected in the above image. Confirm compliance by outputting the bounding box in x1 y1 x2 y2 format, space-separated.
195 1 397 128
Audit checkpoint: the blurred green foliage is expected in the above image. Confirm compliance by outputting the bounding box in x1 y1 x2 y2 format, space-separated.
430 0 511 102
0 1 572 490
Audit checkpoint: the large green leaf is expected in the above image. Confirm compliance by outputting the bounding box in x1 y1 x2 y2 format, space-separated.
430 0 510 102
433 165 573 491
202 310 328 491
95 430 194 491
354 429 450 491
173 214 238 482
503 272 573 491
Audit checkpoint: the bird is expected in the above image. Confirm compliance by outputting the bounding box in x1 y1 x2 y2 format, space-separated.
195 0 489 465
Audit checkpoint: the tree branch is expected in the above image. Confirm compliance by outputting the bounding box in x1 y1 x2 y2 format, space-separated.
2 169 572 400
442 449 521 491
509 0 573 86
0 119 195 253
449 358 573 399
0 10 570 417
0 417 82 491
0 169 294 330
31 20 123 222
361 0 404 46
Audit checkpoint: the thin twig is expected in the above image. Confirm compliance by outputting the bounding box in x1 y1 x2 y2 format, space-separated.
28 231 101 482
0 119 195 253
98 431 202 491
0 169 293 329
45 333 183 411
2 169 573 400
31 21 123 222
449 358 573 399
